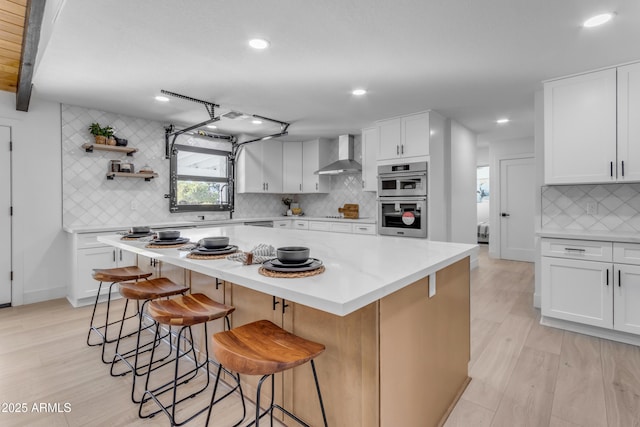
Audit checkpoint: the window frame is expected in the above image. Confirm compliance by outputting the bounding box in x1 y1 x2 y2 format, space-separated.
169 144 233 213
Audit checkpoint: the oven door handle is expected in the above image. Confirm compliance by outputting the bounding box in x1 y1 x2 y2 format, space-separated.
378 196 427 202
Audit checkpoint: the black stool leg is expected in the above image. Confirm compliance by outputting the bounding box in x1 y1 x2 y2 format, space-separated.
310 360 328 427
86 281 105 346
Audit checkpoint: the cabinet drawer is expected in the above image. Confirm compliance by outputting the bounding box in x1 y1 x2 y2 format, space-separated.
352 224 376 235
273 220 292 229
541 238 612 261
613 242 640 265
329 222 352 233
293 220 309 230
309 221 330 231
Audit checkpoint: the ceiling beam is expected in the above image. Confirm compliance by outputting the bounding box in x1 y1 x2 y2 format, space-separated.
16 0 45 112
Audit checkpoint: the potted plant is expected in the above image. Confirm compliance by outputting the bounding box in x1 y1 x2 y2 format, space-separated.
88 123 114 145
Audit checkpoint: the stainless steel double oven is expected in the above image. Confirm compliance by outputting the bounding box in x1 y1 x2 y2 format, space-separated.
377 162 428 238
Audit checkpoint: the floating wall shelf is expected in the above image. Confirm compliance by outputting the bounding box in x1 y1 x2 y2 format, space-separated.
82 143 138 156
106 172 158 182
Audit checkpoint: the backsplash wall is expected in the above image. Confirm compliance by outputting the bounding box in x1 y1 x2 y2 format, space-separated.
62 105 376 227
542 183 640 232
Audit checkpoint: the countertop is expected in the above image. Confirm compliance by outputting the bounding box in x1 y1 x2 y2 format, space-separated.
64 216 377 234
537 229 640 243
98 225 476 317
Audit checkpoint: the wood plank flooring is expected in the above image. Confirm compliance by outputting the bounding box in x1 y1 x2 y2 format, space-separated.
0 246 639 426
445 246 640 427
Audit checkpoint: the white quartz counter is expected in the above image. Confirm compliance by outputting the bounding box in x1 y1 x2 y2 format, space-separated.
98 225 476 317
65 216 376 234
537 229 640 243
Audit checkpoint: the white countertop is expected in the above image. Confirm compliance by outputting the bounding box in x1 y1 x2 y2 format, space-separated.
65 216 376 234
98 225 476 317
537 229 640 243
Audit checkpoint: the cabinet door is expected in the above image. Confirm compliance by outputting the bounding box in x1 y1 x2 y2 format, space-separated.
308 221 330 232
262 140 283 193
541 257 613 328
361 127 378 192
617 63 640 182
614 265 640 335
378 118 401 161
302 139 330 193
282 142 303 193
544 69 617 184
329 222 352 233
401 112 429 158
137 255 159 278
117 249 137 268
236 143 264 193
77 247 117 299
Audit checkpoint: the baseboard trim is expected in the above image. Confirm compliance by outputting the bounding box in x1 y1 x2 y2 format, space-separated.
23 286 67 305
541 316 640 346
533 293 541 308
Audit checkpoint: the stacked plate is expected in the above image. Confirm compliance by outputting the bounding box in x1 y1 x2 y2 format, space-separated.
149 237 190 245
262 257 323 273
122 231 155 239
190 245 238 256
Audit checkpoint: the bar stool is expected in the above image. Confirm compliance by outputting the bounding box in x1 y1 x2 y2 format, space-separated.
87 266 153 364
206 319 328 427
110 277 189 403
139 293 244 427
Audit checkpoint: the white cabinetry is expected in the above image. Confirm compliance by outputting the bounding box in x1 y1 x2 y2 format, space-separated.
541 238 640 336
293 219 309 230
302 139 330 193
361 127 378 192
544 63 640 184
237 140 283 193
273 219 292 230
282 142 303 193
69 232 137 307
377 112 430 161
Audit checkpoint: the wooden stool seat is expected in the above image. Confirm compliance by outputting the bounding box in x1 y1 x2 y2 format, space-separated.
148 293 235 327
118 277 188 300
92 266 153 283
212 320 326 376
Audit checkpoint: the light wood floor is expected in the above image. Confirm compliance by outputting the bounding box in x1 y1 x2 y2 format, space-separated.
1 246 639 426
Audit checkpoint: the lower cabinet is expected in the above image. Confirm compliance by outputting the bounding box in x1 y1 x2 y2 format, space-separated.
541 238 640 336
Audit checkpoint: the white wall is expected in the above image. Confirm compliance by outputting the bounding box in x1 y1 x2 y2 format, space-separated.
488 137 535 259
449 120 477 245
477 146 489 166
0 92 66 305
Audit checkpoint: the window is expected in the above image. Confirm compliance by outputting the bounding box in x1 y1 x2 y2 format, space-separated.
170 144 232 212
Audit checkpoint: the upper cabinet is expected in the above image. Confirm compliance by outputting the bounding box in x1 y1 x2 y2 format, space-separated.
302 139 330 193
283 142 303 193
544 65 640 184
361 127 378 192
377 112 430 161
236 140 283 193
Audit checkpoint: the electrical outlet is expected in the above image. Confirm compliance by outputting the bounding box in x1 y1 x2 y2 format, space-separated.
586 201 597 215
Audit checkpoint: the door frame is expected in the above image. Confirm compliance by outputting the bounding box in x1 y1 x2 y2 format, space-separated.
1 125 12 308
490 152 534 260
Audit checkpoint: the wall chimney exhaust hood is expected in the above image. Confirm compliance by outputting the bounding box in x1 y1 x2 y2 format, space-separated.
315 134 362 175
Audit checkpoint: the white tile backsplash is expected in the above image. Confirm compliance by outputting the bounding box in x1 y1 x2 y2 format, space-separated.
62 105 376 227
542 183 640 232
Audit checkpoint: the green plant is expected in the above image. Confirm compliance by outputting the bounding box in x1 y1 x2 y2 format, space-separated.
88 123 114 137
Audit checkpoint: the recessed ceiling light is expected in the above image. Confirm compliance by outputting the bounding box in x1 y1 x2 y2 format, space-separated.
496 118 510 124
206 125 217 129
583 13 614 28
249 38 270 49
155 95 169 102
352 89 367 96
252 120 262 125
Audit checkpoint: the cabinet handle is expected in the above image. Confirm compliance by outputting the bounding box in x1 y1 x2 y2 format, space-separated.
362 180 365 188
564 247 585 252
300 183 302 191
619 269 621 287
397 145 399 155
112 250 116 262
622 160 625 177
606 269 609 286
316 182 318 191
119 250 122 261
401 145 404 154
282 298 289 314
611 161 614 178
358 227 367 230
272 296 279 311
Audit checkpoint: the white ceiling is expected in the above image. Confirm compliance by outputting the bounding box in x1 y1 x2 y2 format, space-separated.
32 0 640 144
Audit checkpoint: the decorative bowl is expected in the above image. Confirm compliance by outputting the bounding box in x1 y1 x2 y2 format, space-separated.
131 226 150 234
199 236 229 249
276 246 310 264
157 230 180 240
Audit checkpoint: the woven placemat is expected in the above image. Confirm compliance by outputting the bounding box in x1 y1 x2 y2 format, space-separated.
186 250 240 260
258 265 325 278
145 242 190 249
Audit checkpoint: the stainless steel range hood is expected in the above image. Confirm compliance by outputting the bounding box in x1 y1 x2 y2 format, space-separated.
315 134 362 175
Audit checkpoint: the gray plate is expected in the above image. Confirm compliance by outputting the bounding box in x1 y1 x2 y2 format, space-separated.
190 245 238 255
123 232 155 238
269 258 316 268
150 237 190 245
262 259 323 273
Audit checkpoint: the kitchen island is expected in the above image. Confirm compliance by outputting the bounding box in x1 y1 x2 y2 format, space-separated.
99 225 476 426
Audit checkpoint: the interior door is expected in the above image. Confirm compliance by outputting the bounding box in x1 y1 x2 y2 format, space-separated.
500 157 535 262
0 126 10 307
